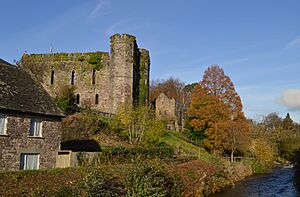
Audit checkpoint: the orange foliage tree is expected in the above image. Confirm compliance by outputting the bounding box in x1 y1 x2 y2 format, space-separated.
188 65 249 159
187 85 230 154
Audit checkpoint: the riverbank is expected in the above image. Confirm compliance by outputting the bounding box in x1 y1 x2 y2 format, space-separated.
0 158 253 196
213 167 298 197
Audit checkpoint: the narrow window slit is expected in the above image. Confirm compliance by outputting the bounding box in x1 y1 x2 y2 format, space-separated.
50 70 54 85
71 70 75 85
95 94 99 105
92 69 96 85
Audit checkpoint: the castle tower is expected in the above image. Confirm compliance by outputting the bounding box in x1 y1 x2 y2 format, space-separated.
110 34 139 113
138 48 150 105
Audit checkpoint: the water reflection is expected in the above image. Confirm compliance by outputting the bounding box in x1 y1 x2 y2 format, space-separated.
212 168 299 197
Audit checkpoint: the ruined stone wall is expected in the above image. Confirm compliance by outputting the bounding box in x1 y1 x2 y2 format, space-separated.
0 113 61 171
155 93 185 131
22 52 113 113
21 34 150 114
139 49 150 104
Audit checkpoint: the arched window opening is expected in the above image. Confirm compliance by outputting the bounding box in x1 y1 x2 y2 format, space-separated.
95 94 99 105
50 70 54 85
92 69 96 85
76 94 80 104
71 70 75 85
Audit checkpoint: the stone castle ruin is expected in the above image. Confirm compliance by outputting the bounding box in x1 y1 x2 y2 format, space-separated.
21 34 150 114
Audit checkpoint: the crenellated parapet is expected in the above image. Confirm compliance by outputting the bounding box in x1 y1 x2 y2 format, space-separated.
21 34 150 114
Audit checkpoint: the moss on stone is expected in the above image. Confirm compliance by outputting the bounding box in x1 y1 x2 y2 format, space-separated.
87 53 102 71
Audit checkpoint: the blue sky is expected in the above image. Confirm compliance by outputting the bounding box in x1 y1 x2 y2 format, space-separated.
1 0 300 121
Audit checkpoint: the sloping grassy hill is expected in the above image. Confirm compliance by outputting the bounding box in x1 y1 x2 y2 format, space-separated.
161 132 218 163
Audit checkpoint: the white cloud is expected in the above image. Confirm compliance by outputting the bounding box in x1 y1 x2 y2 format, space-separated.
89 0 110 18
105 21 124 36
221 57 249 67
280 89 300 110
287 36 300 48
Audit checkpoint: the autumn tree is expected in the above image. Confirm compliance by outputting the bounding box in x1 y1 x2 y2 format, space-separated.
187 65 249 159
187 85 230 154
150 77 191 105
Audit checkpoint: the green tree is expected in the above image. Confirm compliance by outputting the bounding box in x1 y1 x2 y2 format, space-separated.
283 113 294 130
55 85 79 115
113 103 166 145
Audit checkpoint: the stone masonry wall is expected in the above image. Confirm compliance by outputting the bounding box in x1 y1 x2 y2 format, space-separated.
155 93 185 131
21 34 150 115
0 113 61 171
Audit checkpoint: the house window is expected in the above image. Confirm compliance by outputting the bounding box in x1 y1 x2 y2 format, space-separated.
50 70 54 85
71 70 75 85
0 114 7 135
76 94 80 104
20 153 40 170
92 69 96 85
95 94 99 105
29 118 42 137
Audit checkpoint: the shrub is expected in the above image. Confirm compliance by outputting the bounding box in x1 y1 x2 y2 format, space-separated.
55 85 79 115
62 109 111 141
57 169 120 197
125 162 182 197
94 144 174 164
80 169 119 197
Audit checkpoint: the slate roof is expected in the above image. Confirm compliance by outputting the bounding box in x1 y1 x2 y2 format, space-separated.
0 58 64 117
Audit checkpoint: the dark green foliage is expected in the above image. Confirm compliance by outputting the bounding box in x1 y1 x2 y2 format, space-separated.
57 169 120 197
278 135 300 161
80 169 119 197
88 53 102 70
183 83 198 93
55 85 79 115
95 144 174 164
125 162 182 197
283 113 294 130
54 53 69 61
77 56 85 62
62 109 111 141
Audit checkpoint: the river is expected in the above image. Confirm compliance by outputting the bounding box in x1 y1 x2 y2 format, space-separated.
213 167 300 197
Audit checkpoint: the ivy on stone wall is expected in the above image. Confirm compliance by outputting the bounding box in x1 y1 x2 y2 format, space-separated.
138 51 150 104
87 53 102 71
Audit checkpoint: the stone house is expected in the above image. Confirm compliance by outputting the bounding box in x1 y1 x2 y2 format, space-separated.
155 93 185 131
21 34 150 114
0 59 64 171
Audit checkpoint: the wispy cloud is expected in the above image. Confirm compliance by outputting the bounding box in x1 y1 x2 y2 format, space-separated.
279 89 300 110
89 0 110 18
221 57 249 67
287 35 300 48
105 21 124 36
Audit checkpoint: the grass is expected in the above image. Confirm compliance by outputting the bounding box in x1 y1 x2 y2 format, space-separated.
161 131 218 163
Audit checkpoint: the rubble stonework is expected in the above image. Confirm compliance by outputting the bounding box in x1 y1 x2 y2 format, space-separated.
0 114 61 170
21 34 150 114
155 93 185 131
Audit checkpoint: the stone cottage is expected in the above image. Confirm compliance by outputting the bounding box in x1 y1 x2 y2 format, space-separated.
155 93 185 131
0 58 64 171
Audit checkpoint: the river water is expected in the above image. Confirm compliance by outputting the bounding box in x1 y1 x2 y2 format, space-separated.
213 167 300 197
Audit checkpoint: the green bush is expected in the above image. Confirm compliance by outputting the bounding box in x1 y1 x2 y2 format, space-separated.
125 162 182 197
94 144 174 164
57 169 119 197
251 159 266 174
62 109 112 141
80 169 119 197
